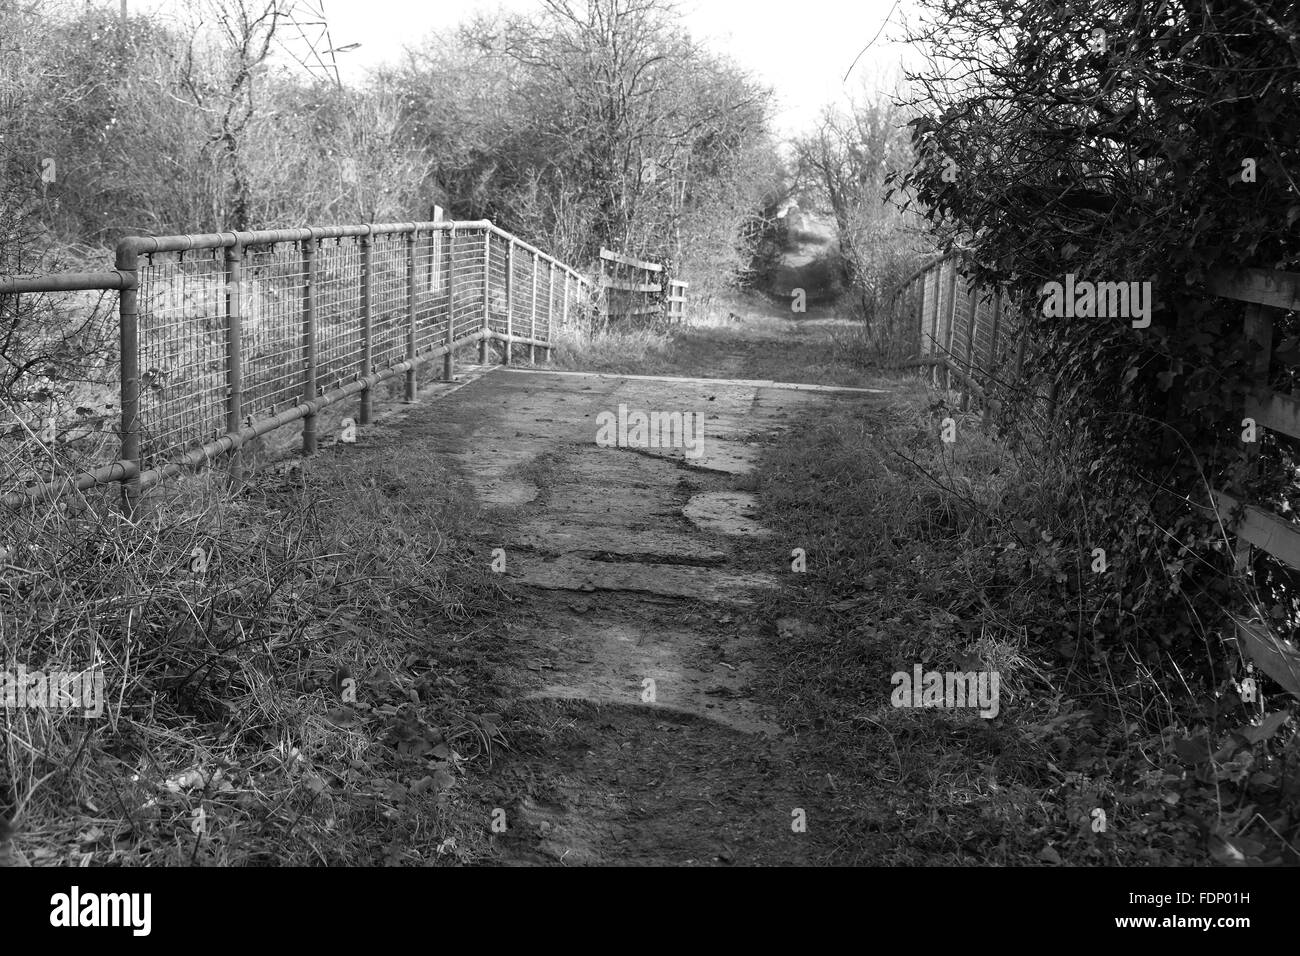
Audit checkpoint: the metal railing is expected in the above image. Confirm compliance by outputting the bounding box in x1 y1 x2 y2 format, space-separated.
1 218 595 510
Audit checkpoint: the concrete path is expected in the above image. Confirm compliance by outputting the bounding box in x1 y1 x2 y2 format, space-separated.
381 363 886 864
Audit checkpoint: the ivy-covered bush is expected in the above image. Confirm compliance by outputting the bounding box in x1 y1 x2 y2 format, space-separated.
891 0 1300 659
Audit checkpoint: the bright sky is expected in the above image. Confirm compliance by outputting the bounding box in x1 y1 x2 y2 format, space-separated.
329 0 916 133
133 0 920 136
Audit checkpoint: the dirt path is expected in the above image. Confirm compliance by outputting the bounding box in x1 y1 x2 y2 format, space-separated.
374 322 889 863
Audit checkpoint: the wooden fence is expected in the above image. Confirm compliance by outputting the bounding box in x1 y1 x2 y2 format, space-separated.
888 251 1036 421
598 247 686 325
1205 268 1300 698
887 256 1300 699
668 278 689 323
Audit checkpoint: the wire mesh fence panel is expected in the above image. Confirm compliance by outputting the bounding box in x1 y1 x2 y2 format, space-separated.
541 262 555 343
413 229 450 353
137 249 230 464
506 243 527 343
314 238 364 391
3 219 594 506
487 232 508 336
525 252 538 341
239 243 309 429
450 230 488 342
369 234 407 372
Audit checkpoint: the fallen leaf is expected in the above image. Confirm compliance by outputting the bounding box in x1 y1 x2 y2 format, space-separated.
325 706 361 729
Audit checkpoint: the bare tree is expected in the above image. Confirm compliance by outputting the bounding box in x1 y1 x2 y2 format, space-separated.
177 0 283 231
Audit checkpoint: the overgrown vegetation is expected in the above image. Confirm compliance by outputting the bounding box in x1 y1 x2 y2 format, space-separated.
755 381 1299 865
891 0 1300 659
1 0 777 284
1 437 511 865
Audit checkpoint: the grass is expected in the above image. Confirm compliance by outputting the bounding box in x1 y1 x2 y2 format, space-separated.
549 292 893 386
749 372 1300 865
1 415 514 866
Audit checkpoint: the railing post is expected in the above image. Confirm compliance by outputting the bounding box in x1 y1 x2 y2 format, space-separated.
116 242 141 514
480 231 491 364
405 228 417 402
359 228 374 424
301 236 318 456
224 241 244 486
504 238 514 365
444 226 456 381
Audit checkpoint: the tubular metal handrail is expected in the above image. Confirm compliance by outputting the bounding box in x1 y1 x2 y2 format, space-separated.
0 217 597 510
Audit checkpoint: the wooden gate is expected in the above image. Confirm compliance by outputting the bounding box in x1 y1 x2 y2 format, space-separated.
598 247 664 325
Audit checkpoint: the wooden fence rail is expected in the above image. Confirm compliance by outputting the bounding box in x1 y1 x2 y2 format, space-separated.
667 279 689 323
597 247 687 324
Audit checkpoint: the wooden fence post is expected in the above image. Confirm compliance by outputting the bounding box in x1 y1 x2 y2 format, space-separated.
944 259 960 391
1235 302 1273 570
962 279 978 411
928 267 942 387
915 270 925 356
1012 297 1028 389
989 289 1002 374
982 289 1002 427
